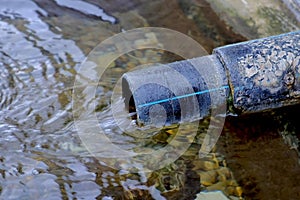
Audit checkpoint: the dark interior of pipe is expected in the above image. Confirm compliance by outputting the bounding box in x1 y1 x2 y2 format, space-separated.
122 77 137 120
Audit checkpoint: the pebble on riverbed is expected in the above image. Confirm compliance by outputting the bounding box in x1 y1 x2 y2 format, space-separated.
192 152 243 199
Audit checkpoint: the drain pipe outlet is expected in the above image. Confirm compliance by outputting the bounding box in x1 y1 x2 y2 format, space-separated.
122 31 300 126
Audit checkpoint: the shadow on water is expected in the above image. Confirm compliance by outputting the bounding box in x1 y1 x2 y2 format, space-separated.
0 0 299 199
218 104 300 200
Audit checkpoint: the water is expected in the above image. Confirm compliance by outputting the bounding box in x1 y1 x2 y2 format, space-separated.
0 0 299 199
0 1 197 198
0 1 122 199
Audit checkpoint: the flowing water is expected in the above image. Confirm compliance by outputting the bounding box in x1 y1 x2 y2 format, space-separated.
0 0 300 200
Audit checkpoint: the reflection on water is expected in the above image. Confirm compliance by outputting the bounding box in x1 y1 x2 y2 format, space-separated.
54 0 117 23
0 0 84 134
0 1 110 199
0 0 299 199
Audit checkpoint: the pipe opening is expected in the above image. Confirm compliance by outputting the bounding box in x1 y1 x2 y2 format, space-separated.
122 77 137 120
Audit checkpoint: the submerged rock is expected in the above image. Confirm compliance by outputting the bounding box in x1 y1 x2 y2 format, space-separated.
195 190 229 200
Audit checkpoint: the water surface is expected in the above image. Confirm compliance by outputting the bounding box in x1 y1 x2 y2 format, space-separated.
0 0 300 199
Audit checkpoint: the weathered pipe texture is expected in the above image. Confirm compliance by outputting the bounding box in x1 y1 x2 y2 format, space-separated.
122 31 300 126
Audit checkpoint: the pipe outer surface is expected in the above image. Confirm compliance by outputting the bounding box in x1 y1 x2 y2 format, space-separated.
214 31 300 113
122 55 228 126
122 31 300 126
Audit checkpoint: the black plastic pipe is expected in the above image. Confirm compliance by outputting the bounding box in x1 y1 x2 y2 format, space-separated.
122 31 300 126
